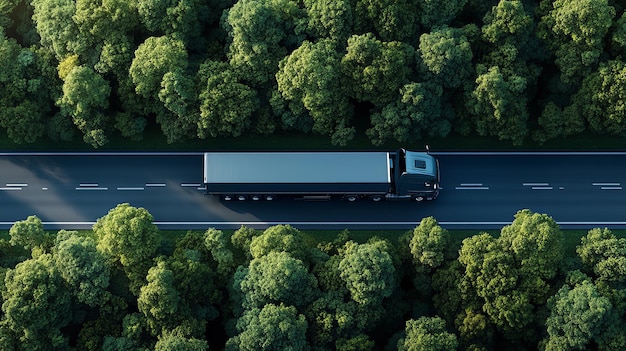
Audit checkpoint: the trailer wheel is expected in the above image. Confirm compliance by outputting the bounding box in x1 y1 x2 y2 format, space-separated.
264 195 276 201
237 195 248 201
369 195 384 202
222 195 233 201
344 195 359 202
251 195 261 201
412 195 425 202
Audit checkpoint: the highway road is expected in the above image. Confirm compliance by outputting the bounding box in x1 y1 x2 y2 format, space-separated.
0 152 625 230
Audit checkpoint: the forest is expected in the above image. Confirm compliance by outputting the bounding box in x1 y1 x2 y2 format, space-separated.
0 204 624 351
1 0 626 148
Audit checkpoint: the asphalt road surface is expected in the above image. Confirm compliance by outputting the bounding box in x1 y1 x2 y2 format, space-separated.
0 152 625 230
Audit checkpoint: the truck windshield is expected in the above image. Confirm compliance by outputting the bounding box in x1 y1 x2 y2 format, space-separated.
398 149 407 174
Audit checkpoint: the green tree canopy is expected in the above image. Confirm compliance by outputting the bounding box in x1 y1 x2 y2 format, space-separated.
276 39 354 145
1 254 71 351
249 224 309 262
542 279 619 351
9 215 52 255
93 203 160 294
224 0 305 86
303 0 353 42
418 26 473 89
342 32 415 107
225 303 309 351
53 231 110 307
538 0 615 83
57 65 111 147
397 316 458 351
235 251 319 310
410 216 450 270
458 210 563 341
339 240 396 305
197 60 259 138
468 65 528 145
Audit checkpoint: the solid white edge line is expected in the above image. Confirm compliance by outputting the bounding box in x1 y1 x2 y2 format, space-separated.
1 221 626 227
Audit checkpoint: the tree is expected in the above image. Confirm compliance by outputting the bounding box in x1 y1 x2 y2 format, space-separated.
418 0 467 29
224 0 306 86
234 251 318 310
458 210 563 341
533 102 584 144
31 0 81 59
468 65 528 145
0 33 47 144
577 227 626 285
57 65 111 147
542 279 619 351
53 231 110 307
225 303 309 351
418 26 473 89
197 60 259 138
338 240 396 306
303 0 353 42
154 332 208 351
367 82 449 145
93 203 160 294
353 0 420 43
276 39 354 146
571 60 626 136
9 215 52 255
1 254 71 351
249 224 309 262
138 260 184 335
397 316 458 351
341 32 415 107
129 35 194 143
410 217 450 271
538 0 615 83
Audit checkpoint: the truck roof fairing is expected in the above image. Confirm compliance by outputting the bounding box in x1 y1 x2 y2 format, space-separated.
404 151 437 177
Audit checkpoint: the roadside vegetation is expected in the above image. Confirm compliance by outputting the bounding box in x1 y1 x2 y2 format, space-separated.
2 0 626 149
0 204 625 351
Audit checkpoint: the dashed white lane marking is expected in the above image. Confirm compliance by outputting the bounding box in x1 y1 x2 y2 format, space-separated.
42 187 48 190
6 183 27 187
456 183 489 190
79 183 98 187
0 187 22 190
145 183 166 187
117 187 145 191
76 187 108 190
532 186 553 190
181 183 201 187
523 183 549 186
592 183 622 190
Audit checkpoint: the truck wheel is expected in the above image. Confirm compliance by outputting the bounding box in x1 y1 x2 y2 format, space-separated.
264 195 276 201
237 195 248 201
344 195 359 202
369 195 384 202
412 195 425 202
251 195 261 201
222 195 233 201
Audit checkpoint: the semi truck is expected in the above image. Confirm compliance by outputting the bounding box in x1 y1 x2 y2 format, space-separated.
202 148 439 202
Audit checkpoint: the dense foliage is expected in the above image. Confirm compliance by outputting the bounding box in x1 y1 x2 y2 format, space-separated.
2 0 626 147
0 205 625 350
